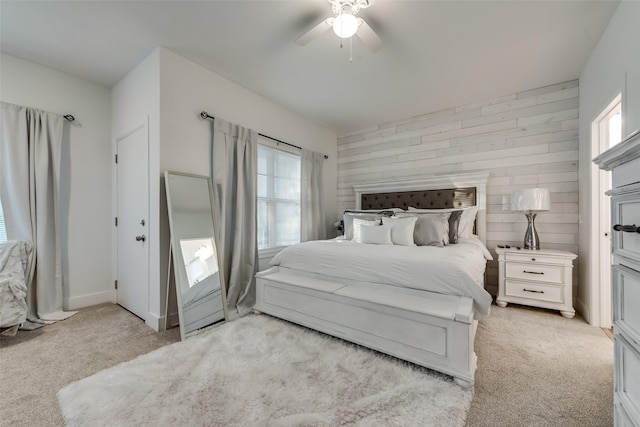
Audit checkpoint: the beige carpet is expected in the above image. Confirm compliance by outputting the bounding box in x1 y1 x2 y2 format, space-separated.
58 314 472 426
0 304 179 426
466 305 613 426
0 302 612 426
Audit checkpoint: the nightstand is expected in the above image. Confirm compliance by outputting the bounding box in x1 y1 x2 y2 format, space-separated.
495 247 577 318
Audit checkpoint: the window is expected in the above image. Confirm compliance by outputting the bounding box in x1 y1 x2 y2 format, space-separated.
607 109 622 148
598 98 622 150
257 144 301 250
0 198 7 243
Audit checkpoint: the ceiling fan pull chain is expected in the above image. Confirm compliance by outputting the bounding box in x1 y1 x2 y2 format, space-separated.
349 36 353 62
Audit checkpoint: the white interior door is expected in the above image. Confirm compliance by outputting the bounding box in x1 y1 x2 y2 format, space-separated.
116 124 149 320
592 95 621 328
598 168 612 328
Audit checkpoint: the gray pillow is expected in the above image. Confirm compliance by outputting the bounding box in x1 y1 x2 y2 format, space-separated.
408 207 473 241
448 210 463 244
397 212 451 247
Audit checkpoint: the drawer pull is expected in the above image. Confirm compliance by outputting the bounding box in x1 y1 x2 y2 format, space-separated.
523 288 544 294
613 224 640 233
523 270 544 275
531 258 536 261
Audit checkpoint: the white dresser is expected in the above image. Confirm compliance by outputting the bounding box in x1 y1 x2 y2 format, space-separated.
495 247 577 318
594 129 640 427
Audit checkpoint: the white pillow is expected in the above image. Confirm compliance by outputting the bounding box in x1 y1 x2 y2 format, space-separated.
358 224 393 245
381 216 417 246
408 206 479 239
352 218 380 242
343 210 397 240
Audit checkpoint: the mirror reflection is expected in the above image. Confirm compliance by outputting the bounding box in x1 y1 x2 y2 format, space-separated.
180 238 218 288
165 172 227 340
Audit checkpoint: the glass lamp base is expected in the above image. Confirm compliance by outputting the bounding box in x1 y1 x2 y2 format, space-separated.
523 212 540 250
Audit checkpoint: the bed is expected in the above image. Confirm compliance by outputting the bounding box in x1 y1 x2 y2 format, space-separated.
255 172 491 387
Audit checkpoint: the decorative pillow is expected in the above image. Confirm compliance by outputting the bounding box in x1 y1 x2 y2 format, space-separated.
381 216 417 246
408 206 477 240
457 206 479 238
358 224 393 245
446 210 462 243
397 212 450 247
342 210 396 240
352 218 380 242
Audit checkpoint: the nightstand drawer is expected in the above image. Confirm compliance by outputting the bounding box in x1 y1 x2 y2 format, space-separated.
504 280 564 303
505 252 564 266
505 262 564 284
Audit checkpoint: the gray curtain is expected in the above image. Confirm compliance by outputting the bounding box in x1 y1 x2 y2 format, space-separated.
0 102 76 326
301 149 326 242
210 119 258 316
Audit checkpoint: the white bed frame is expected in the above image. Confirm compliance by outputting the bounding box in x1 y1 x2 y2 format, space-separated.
255 172 489 387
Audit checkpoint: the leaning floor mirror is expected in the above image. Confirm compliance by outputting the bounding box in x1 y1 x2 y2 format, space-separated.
164 171 227 340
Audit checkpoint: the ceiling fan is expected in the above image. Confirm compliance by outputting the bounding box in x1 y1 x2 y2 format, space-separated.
295 0 383 52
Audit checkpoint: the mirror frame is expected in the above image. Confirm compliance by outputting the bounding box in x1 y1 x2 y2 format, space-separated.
164 171 228 339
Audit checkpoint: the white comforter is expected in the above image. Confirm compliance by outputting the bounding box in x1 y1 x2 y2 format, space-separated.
271 237 493 319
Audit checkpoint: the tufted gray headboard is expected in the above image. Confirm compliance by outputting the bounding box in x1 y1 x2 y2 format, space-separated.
360 187 476 211
352 172 490 244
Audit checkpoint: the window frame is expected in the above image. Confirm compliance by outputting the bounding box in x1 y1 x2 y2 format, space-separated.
257 139 301 254
0 197 7 243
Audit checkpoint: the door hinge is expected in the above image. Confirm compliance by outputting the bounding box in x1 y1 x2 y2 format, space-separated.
115 154 118 164
115 280 118 290
115 217 118 226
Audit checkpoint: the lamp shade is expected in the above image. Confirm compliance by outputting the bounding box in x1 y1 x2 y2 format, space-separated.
511 188 550 212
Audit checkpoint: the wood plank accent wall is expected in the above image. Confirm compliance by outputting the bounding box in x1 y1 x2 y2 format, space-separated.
337 80 579 295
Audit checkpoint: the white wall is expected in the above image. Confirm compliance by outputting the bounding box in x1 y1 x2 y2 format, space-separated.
578 0 640 324
111 48 337 326
158 48 338 313
158 48 337 217
0 53 113 309
337 81 579 296
111 50 163 329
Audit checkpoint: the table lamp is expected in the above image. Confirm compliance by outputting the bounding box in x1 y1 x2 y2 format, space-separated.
511 188 550 250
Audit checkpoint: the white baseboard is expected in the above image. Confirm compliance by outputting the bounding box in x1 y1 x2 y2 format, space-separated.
65 290 115 310
575 297 591 325
146 312 162 332
136 311 177 333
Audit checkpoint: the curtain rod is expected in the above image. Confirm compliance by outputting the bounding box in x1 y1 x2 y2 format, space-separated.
64 114 82 127
200 111 328 159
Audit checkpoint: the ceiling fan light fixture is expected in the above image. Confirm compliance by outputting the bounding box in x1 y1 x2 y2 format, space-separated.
332 13 359 38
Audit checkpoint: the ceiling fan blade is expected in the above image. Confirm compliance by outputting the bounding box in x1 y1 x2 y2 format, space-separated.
356 18 383 52
295 18 333 46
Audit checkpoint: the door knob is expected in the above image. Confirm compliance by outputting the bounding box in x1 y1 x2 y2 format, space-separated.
136 235 146 242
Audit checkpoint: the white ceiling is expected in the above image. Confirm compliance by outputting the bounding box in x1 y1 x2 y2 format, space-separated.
0 1 619 133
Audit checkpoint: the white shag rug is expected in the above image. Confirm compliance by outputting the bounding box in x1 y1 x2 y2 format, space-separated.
58 314 472 426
